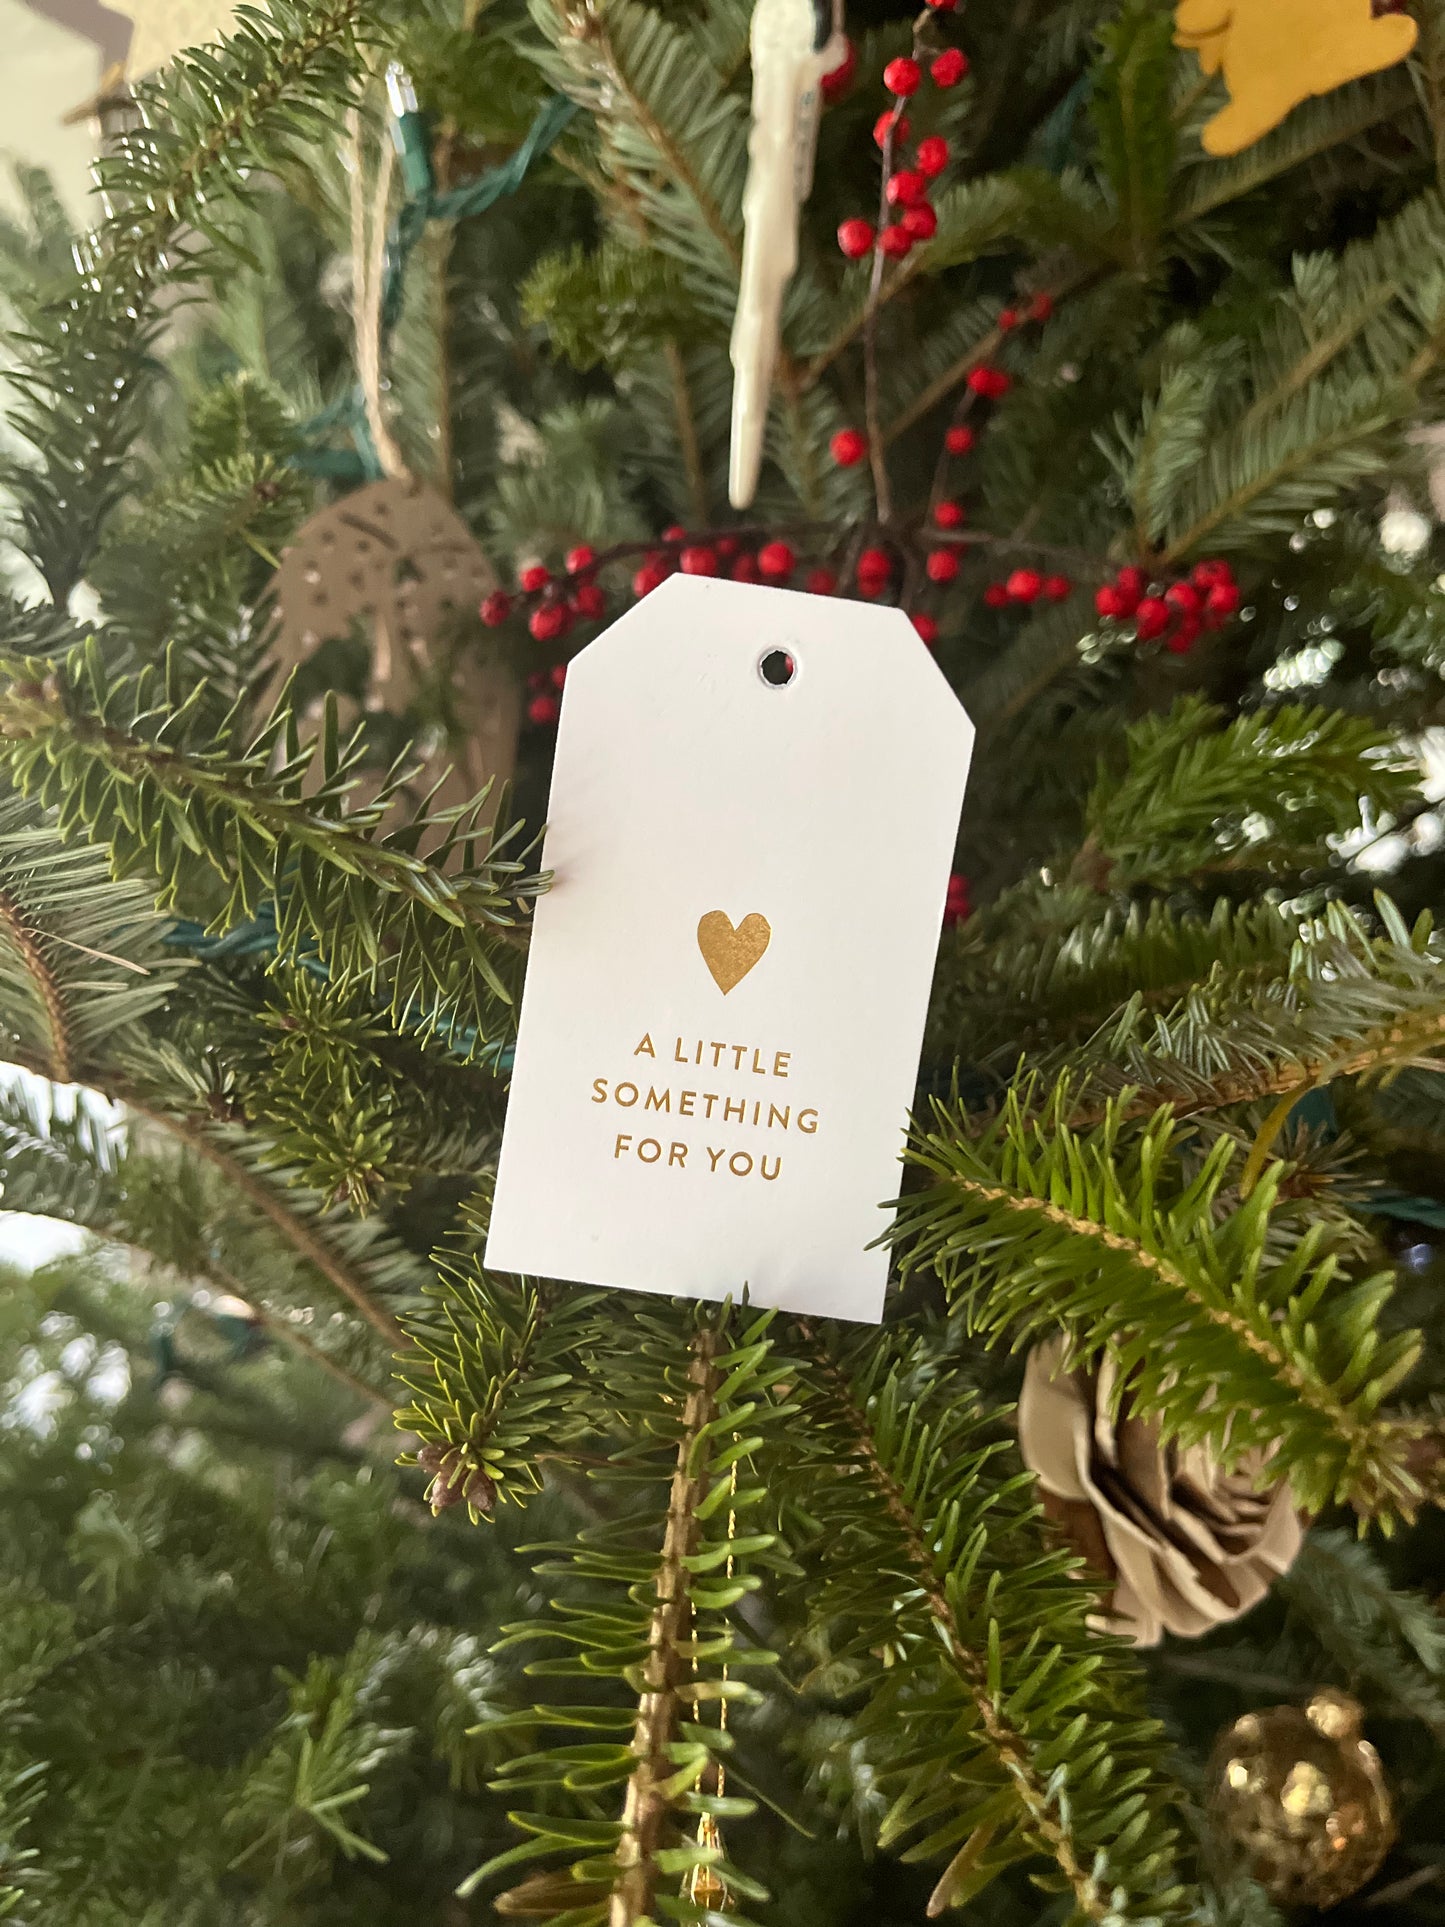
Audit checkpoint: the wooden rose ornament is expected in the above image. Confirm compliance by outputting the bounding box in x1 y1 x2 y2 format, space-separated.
1018 1334 1304 1645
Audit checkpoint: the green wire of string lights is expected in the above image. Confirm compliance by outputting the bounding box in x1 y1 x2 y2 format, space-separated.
292 76 577 480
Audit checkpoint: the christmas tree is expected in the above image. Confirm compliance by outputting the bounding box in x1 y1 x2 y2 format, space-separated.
6 0 1445 1919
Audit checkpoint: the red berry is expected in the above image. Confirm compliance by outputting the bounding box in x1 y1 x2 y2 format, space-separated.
901 203 937 242
944 424 974 455
527 693 560 727
1134 596 1171 641
982 582 1011 608
1164 581 1201 617
926 0 958 10
912 612 939 644
549 662 568 690
933 499 965 529
880 224 913 259
731 554 761 583
1203 581 1241 626
632 562 666 598
1042 573 1072 602
926 548 960 584
1028 291 1054 321
1005 568 1043 603
758 540 795 580
806 566 838 595
1115 565 1147 599
886 168 927 208
884 55 922 97
529 601 570 641
838 217 876 259
1190 557 1233 590
716 535 739 558
821 35 855 102
572 583 606 619
943 871 971 925
518 562 550 593
681 545 719 576
998 307 1018 331
1094 585 1130 621
479 591 511 627
662 524 686 542
930 47 968 87
564 543 596 574
1166 617 1201 655
830 427 867 467
916 134 949 177
967 365 1010 398
873 109 911 148
857 547 891 585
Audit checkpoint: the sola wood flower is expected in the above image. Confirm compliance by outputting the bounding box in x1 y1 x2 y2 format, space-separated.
1018 1335 1304 1646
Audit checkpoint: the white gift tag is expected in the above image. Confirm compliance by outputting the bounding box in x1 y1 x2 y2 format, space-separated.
485 576 973 1322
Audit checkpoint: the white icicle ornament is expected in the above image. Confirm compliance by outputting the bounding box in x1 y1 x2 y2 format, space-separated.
728 0 842 508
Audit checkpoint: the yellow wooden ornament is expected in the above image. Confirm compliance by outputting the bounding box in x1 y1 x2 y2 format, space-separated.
1175 0 1416 156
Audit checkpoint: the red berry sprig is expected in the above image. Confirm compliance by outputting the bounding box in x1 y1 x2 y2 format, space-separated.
975 566 1074 608
837 22 969 271
494 502 995 741
1093 557 1241 654
923 284 1056 553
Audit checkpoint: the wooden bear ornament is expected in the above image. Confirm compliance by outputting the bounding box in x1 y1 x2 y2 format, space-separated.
1175 0 1416 156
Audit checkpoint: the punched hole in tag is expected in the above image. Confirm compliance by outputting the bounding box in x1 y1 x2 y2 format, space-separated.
758 647 797 688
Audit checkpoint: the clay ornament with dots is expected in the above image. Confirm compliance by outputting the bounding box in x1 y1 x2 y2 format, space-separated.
486 575 973 1322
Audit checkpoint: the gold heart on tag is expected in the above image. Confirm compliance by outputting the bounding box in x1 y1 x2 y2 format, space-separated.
697 911 771 994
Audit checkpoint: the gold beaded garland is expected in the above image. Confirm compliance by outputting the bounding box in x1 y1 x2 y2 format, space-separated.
1205 1689 1394 1909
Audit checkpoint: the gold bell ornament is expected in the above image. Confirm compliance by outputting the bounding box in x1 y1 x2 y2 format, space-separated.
1205 1688 1395 1909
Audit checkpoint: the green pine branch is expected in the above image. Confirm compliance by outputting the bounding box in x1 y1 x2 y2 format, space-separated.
1172 68 1416 224
1277 1528 1445 1738
0 646 539 1056
1089 3 1178 266
931 895 1306 1064
90 373 311 698
783 1328 1185 1923
0 1077 120 1228
466 1304 789 1925
2 0 388 600
122 1094 417 1350
1057 899 1445 1133
901 1085 1428 1517
243 970 494 1210
1081 696 1419 887
0 1079 393 1408
0 791 186 1086
395 1212 601 1517
529 0 746 316
226 1650 396 1881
